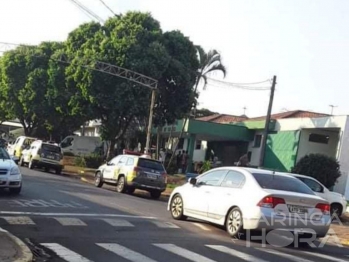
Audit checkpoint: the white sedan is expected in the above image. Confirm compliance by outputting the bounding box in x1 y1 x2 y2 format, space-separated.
168 167 331 239
0 147 22 194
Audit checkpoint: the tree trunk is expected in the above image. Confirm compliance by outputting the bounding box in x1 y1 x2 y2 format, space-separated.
156 126 161 160
106 139 116 161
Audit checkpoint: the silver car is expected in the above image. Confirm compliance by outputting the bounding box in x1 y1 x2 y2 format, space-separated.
0 147 22 194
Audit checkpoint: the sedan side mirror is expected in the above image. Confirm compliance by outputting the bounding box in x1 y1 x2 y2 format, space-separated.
189 178 197 185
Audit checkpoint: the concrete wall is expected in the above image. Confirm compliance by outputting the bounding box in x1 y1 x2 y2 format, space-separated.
275 116 347 131
334 116 349 199
296 129 340 162
193 141 207 162
248 131 263 166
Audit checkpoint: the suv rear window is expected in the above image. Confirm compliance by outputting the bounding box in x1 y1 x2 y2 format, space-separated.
252 173 314 195
42 144 61 153
137 158 165 171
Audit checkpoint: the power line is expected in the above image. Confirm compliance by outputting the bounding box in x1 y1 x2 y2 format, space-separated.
96 0 117 16
206 78 271 91
68 0 105 23
207 76 271 86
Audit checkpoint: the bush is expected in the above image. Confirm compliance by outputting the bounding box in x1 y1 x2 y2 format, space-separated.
292 154 341 189
84 154 105 169
74 156 86 168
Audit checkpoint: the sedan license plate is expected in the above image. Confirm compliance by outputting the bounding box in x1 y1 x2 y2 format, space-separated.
288 205 307 214
147 174 158 179
47 155 54 160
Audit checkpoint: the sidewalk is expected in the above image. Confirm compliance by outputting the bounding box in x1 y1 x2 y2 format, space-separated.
0 227 32 262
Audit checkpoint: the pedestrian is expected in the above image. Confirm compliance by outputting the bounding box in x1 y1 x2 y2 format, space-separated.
176 150 182 168
181 150 189 173
237 154 249 167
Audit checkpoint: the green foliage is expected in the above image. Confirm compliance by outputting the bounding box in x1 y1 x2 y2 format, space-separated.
200 160 212 173
74 156 87 168
83 154 105 169
292 154 341 189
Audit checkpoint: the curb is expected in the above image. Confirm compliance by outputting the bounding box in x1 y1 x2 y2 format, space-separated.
0 228 32 262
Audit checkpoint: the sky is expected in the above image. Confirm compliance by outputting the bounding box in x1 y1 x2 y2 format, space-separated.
1 0 349 117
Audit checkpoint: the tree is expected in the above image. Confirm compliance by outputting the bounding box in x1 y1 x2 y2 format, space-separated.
193 47 227 117
292 154 341 189
66 12 200 159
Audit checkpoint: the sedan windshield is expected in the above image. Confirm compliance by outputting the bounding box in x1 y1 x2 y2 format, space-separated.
252 173 314 195
0 147 10 160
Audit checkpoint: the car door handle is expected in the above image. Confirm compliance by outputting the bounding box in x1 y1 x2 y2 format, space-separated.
205 191 210 194
226 193 231 196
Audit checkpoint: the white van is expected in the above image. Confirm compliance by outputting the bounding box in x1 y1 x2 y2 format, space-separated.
60 136 106 156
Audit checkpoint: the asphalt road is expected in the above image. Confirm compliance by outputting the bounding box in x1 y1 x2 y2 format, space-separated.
0 167 348 262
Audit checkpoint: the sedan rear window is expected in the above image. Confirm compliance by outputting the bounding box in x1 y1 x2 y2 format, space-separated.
252 173 314 195
42 144 61 153
137 158 165 171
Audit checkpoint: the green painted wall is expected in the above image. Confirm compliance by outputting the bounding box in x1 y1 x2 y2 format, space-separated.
232 120 276 130
264 130 300 172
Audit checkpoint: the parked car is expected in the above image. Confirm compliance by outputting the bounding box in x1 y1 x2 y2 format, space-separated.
168 167 331 240
285 173 347 217
19 140 64 174
60 135 106 156
95 154 167 199
7 136 36 158
0 146 22 194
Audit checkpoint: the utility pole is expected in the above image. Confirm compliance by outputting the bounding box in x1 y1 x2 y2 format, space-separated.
145 88 156 154
243 106 247 115
259 75 277 168
329 105 337 116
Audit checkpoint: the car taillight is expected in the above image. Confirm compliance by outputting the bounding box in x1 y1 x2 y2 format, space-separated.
161 172 167 183
315 203 330 215
257 196 285 208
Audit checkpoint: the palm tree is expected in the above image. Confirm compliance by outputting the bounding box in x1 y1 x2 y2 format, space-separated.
192 46 227 117
167 47 226 170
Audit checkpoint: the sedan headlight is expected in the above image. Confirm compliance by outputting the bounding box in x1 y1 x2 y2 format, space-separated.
10 167 21 176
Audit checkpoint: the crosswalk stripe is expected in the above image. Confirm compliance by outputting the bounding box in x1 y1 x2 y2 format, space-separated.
206 245 268 262
257 248 313 262
1 216 35 225
154 243 216 262
152 221 179 228
41 243 92 262
102 218 134 227
300 251 349 262
54 217 87 226
97 243 157 262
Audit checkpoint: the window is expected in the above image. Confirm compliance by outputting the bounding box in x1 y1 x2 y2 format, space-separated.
126 158 134 166
137 158 164 171
110 156 120 165
309 133 329 144
61 137 74 148
252 173 314 195
221 171 245 188
197 170 228 186
297 177 323 193
0 148 10 160
118 156 128 166
253 135 262 148
195 140 202 150
42 144 61 153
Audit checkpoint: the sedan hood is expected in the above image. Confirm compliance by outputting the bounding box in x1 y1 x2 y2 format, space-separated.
0 159 16 169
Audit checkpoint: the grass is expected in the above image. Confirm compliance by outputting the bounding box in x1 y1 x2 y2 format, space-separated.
167 183 178 189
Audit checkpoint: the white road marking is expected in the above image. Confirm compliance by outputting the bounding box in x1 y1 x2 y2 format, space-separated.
192 222 211 231
0 211 156 219
152 221 179 228
206 245 267 262
97 243 157 262
41 243 92 262
102 219 134 227
54 217 87 226
1 216 35 225
154 243 216 262
300 251 349 262
257 248 313 262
